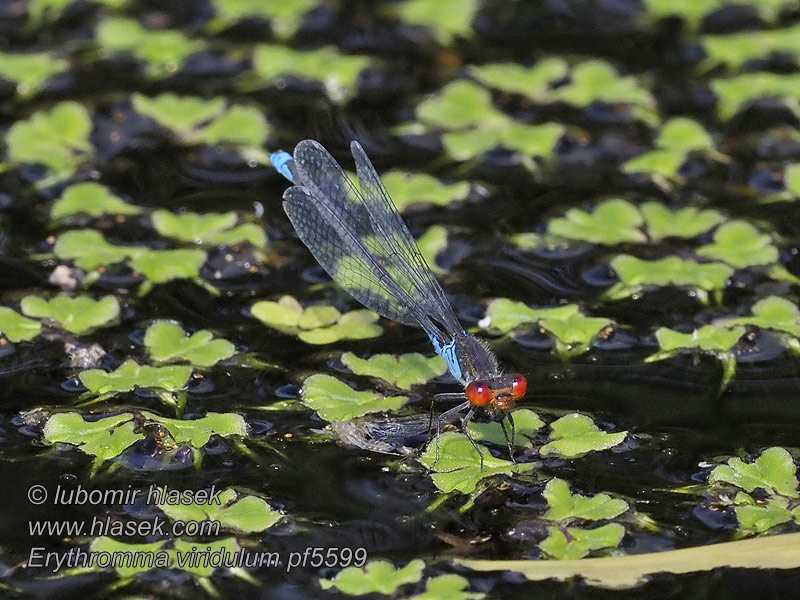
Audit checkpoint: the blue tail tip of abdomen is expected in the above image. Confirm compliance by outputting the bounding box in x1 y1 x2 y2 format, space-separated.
269 150 295 183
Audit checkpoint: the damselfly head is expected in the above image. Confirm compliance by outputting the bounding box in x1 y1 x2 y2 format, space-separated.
465 373 527 412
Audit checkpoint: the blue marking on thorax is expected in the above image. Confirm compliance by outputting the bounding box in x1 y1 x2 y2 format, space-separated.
428 332 463 382
269 151 295 183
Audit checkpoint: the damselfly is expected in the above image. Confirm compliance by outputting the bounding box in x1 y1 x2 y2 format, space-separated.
270 140 527 466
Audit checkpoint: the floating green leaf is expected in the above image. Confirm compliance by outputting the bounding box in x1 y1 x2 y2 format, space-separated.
467 409 544 448
132 94 269 151
709 447 798 498
159 487 281 533
733 494 798 534
716 296 800 337
5 101 93 184
416 225 448 274
145 321 235 367
481 300 611 355
79 360 193 397
469 59 569 100
539 523 626 560
301 374 408 422
409 574 486 600
548 199 646 245
141 411 248 447
20 294 119 334
697 221 778 268
394 0 478 44
552 60 656 122
96 18 204 78
540 414 627 459
642 0 792 28
251 296 382 344
42 412 143 468
341 352 446 390
207 0 320 37
0 51 68 97
130 249 209 295
712 72 800 120
650 325 745 355
0 307 42 342
606 255 733 300
623 118 715 178
51 183 142 219
419 432 535 494
702 24 800 70
53 230 147 270
152 210 265 248
319 559 425 594
416 81 502 130
542 478 629 522
640 202 723 242
252 45 370 102
380 171 471 212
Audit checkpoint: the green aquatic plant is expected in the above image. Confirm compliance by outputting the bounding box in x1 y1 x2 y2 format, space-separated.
704 447 800 534
140 411 248 448
551 60 656 123
539 523 626 560
0 51 69 97
144 321 236 367
467 409 544 448
542 478 629 522
419 432 536 494
623 118 716 179
639 202 724 242
482 300 612 356
42 412 144 473
78 360 193 406
380 171 471 212
132 94 270 160
540 414 628 459
4 101 93 185
641 0 791 28
319 559 425 594
251 296 382 344
605 255 733 301
710 446 798 498
206 0 320 37
702 24 800 71
252 45 370 103
151 210 267 248
0 307 42 342
53 230 147 271
84 537 250 593
712 72 800 120
130 248 211 296
548 199 646 245
51 183 142 220
412 80 565 164
341 352 446 390
96 18 205 78
159 487 282 533
469 58 569 100
646 325 744 390
301 374 408 421
716 296 800 338
409 574 485 600
20 294 119 334
392 0 478 44
696 221 779 269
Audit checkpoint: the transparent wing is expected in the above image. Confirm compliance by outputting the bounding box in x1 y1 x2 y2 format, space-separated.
287 140 462 338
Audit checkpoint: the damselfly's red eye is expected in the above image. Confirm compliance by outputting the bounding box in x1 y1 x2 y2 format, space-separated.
466 380 492 406
511 374 527 399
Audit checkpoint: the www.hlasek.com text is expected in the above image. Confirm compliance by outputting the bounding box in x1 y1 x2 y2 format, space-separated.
28 546 369 573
